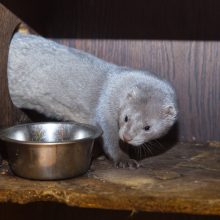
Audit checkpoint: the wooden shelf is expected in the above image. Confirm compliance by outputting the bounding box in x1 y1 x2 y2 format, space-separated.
0 142 219 216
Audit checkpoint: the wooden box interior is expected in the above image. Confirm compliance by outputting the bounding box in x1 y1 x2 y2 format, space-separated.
1 0 220 143
0 1 220 219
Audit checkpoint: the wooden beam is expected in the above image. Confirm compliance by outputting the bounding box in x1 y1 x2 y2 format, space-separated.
0 3 30 129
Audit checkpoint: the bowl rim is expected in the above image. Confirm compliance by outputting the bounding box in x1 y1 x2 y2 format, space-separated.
0 121 103 145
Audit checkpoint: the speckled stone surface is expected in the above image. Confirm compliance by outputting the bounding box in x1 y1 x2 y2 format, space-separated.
0 142 220 216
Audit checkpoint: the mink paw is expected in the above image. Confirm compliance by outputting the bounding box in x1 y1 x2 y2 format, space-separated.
114 159 141 169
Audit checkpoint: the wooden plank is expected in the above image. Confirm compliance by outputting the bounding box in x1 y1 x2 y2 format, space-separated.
0 142 219 216
2 1 220 142
0 4 28 129
3 0 220 40
3 0 220 142
55 39 220 142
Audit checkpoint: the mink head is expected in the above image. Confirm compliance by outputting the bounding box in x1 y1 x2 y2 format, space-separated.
118 84 177 146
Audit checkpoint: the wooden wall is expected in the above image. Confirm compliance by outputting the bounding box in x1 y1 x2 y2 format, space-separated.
2 0 220 142
3 0 220 40
54 39 220 142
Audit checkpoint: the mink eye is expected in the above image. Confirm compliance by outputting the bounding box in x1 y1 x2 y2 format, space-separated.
144 125 150 131
124 115 128 122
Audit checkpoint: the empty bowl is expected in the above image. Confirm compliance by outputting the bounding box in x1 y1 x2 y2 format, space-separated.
0 122 102 180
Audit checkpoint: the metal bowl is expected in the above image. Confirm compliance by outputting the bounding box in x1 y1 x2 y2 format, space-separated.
0 122 102 180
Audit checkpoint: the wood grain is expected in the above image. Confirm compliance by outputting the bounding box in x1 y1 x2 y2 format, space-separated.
0 143 220 216
0 4 24 129
0 5 20 127
1 1 220 142
55 39 220 142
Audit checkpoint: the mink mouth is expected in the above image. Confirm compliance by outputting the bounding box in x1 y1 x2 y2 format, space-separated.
119 128 146 146
129 141 144 147
122 139 144 147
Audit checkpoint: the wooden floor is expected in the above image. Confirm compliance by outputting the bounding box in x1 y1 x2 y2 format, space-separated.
0 142 219 217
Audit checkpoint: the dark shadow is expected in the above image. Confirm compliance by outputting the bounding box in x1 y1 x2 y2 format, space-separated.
92 137 105 159
2 0 220 40
22 109 58 122
92 122 179 162
0 202 219 220
124 122 179 160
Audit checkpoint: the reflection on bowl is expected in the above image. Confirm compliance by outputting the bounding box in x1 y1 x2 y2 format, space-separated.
0 122 102 180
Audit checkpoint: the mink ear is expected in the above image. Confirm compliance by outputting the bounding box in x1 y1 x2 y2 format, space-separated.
163 105 177 118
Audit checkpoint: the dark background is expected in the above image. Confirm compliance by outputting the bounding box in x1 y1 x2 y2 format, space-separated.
0 202 220 220
2 0 220 40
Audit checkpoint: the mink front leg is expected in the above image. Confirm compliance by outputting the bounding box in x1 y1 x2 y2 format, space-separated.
100 120 140 168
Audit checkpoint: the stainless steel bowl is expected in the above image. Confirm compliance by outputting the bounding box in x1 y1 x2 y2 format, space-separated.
0 122 102 180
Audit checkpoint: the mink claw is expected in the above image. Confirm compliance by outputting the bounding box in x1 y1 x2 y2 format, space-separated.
114 159 140 169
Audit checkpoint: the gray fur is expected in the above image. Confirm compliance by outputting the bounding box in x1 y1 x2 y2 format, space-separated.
8 33 177 168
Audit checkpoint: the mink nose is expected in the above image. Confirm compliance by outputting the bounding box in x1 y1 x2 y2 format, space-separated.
123 133 132 142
